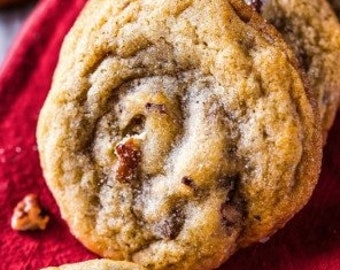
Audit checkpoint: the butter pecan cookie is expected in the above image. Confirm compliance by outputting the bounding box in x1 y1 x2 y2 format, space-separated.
246 0 340 141
41 259 145 270
37 0 321 269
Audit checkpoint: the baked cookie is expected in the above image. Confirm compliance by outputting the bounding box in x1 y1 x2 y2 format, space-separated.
37 0 321 269
246 0 340 141
41 259 145 270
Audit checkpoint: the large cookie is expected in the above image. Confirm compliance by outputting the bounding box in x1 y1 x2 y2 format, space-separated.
246 0 340 141
37 0 321 269
41 259 145 270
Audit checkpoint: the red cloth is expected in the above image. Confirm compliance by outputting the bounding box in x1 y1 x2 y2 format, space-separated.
0 0 339 269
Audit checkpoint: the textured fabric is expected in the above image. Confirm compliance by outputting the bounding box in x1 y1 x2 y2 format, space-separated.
0 0 339 269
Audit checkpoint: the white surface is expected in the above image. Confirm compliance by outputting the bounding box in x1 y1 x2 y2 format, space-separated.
0 4 35 66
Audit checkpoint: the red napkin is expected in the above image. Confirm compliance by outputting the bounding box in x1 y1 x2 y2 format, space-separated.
0 0 339 269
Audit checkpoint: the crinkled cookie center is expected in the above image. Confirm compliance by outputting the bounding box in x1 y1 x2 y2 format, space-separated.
91 71 245 259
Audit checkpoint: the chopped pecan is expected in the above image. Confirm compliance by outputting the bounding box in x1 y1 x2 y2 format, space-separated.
217 174 240 190
115 138 142 183
219 173 246 234
220 202 242 232
181 176 194 188
11 194 49 231
145 102 167 114
154 211 184 240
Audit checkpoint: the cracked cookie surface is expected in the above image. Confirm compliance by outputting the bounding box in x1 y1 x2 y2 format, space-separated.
37 0 322 269
246 0 340 142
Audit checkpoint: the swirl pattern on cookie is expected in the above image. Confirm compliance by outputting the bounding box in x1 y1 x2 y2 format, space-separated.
37 0 321 269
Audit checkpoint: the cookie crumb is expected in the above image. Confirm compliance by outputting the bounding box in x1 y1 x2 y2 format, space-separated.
11 194 49 231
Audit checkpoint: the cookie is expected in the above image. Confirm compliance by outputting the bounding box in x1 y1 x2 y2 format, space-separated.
37 0 321 269
41 259 145 270
246 0 340 141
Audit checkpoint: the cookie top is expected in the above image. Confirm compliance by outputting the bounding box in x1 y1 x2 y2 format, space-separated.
41 259 145 270
37 0 321 269
249 0 340 141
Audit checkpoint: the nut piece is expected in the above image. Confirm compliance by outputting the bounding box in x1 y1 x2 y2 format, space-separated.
145 102 167 114
11 194 49 231
114 138 142 183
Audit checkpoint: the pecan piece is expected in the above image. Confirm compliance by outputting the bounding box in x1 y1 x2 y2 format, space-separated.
115 138 142 183
181 176 194 188
11 194 49 231
154 211 184 240
220 203 241 227
145 102 167 114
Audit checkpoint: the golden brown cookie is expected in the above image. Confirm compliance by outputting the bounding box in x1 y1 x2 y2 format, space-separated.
246 0 340 142
41 259 145 270
37 0 321 269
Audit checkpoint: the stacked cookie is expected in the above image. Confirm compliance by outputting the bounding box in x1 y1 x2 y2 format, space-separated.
246 0 340 142
37 0 339 269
